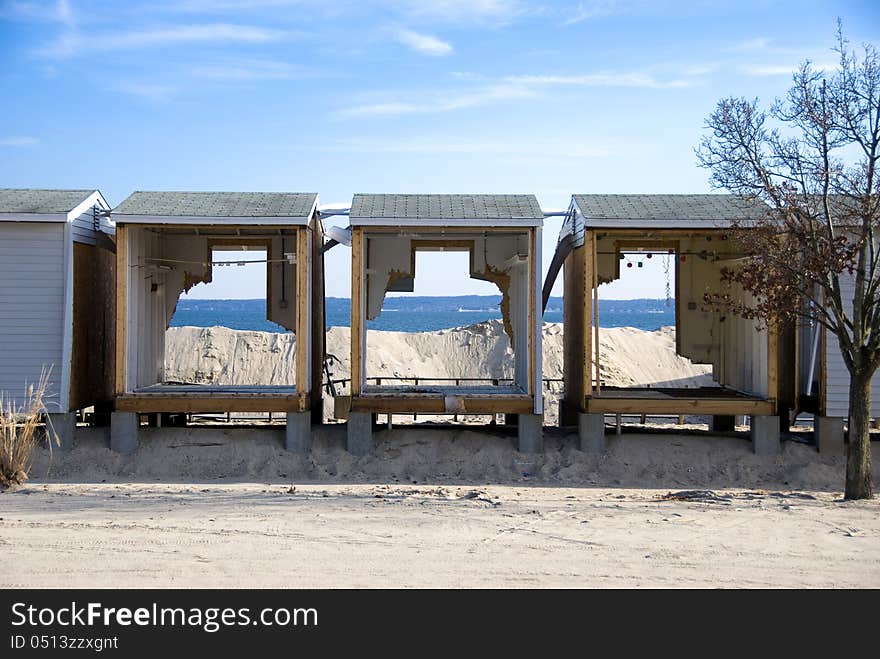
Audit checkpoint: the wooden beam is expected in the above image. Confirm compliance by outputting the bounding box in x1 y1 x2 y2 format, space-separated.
592 231 600 394
350 394 534 415
584 232 594 397
295 225 310 400
584 396 773 416
350 227 363 396
767 320 778 414
528 227 536 397
115 393 309 414
310 213 326 423
114 224 127 395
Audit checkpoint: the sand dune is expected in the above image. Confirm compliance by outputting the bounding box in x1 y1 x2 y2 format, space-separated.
165 321 715 389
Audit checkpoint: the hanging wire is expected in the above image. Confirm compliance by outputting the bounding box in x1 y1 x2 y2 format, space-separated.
663 254 672 306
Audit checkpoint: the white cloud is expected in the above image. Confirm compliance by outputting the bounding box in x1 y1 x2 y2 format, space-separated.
0 0 72 23
114 82 179 102
729 37 771 52
395 28 453 56
37 22 287 59
339 68 690 117
329 137 615 158
0 136 39 146
506 73 691 89
564 0 621 25
104 23 284 49
397 0 529 25
339 81 537 116
189 58 309 80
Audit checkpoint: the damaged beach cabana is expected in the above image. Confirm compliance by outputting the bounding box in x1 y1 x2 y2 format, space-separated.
110 191 324 453
340 193 544 455
0 188 115 448
551 194 789 454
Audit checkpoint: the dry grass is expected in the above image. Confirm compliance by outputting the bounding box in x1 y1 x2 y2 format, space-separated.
0 367 58 488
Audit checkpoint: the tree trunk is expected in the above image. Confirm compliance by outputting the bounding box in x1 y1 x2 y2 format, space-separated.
845 370 874 500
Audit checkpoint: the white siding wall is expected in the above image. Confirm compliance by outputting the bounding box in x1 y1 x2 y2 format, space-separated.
71 206 98 245
0 222 67 411
824 271 880 418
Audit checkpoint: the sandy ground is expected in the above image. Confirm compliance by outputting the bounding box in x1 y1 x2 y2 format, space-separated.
165 323 714 425
2 426 878 588
1 483 877 588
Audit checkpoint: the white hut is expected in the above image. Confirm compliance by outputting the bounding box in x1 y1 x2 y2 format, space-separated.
109 191 324 453
0 188 114 448
797 262 880 453
341 193 544 455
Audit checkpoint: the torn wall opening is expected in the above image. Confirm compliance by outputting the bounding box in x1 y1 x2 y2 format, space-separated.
363 231 532 393
596 247 715 390
123 226 300 393
588 234 771 397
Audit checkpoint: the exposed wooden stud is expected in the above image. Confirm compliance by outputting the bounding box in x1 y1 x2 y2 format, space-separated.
583 235 593 399
295 225 309 398
767 320 778 414
114 224 127 395
592 231 600 394
527 227 536 397
310 212 326 423
350 227 363 397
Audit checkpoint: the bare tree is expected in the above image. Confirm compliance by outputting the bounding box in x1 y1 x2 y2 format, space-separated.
696 23 879 499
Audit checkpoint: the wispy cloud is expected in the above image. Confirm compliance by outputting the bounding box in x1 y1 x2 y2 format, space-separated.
395 28 453 56
728 37 771 52
37 22 288 59
328 136 616 158
0 136 39 147
564 0 621 25
507 73 691 89
113 82 179 102
0 0 72 23
397 0 531 26
339 81 537 117
338 68 689 117
189 58 310 80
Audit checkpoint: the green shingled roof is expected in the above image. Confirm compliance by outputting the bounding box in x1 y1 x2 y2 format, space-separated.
351 194 543 220
113 191 317 218
573 194 768 221
0 188 96 214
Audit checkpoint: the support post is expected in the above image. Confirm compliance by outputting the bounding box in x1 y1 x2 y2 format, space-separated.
815 416 844 455
517 414 543 453
709 415 735 432
285 411 311 453
110 412 138 454
47 413 76 451
578 413 607 453
347 411 373 456
750 415 780 455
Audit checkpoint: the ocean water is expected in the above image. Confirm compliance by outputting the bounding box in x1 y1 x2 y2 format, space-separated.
170 297 675 333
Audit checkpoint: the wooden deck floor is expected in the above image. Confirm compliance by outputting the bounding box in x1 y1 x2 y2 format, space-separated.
116 384 306 413
584 386 773 415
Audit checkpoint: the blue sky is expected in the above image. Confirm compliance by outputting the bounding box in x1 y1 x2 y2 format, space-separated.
2 0 878 299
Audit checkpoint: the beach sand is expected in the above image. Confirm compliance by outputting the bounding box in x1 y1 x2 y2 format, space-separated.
2 427 877 588
3 324 876 588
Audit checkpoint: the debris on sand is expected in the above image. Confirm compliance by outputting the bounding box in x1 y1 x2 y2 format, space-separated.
661 490 732 504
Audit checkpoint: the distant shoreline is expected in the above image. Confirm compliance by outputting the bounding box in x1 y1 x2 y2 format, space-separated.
171 296 677 333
